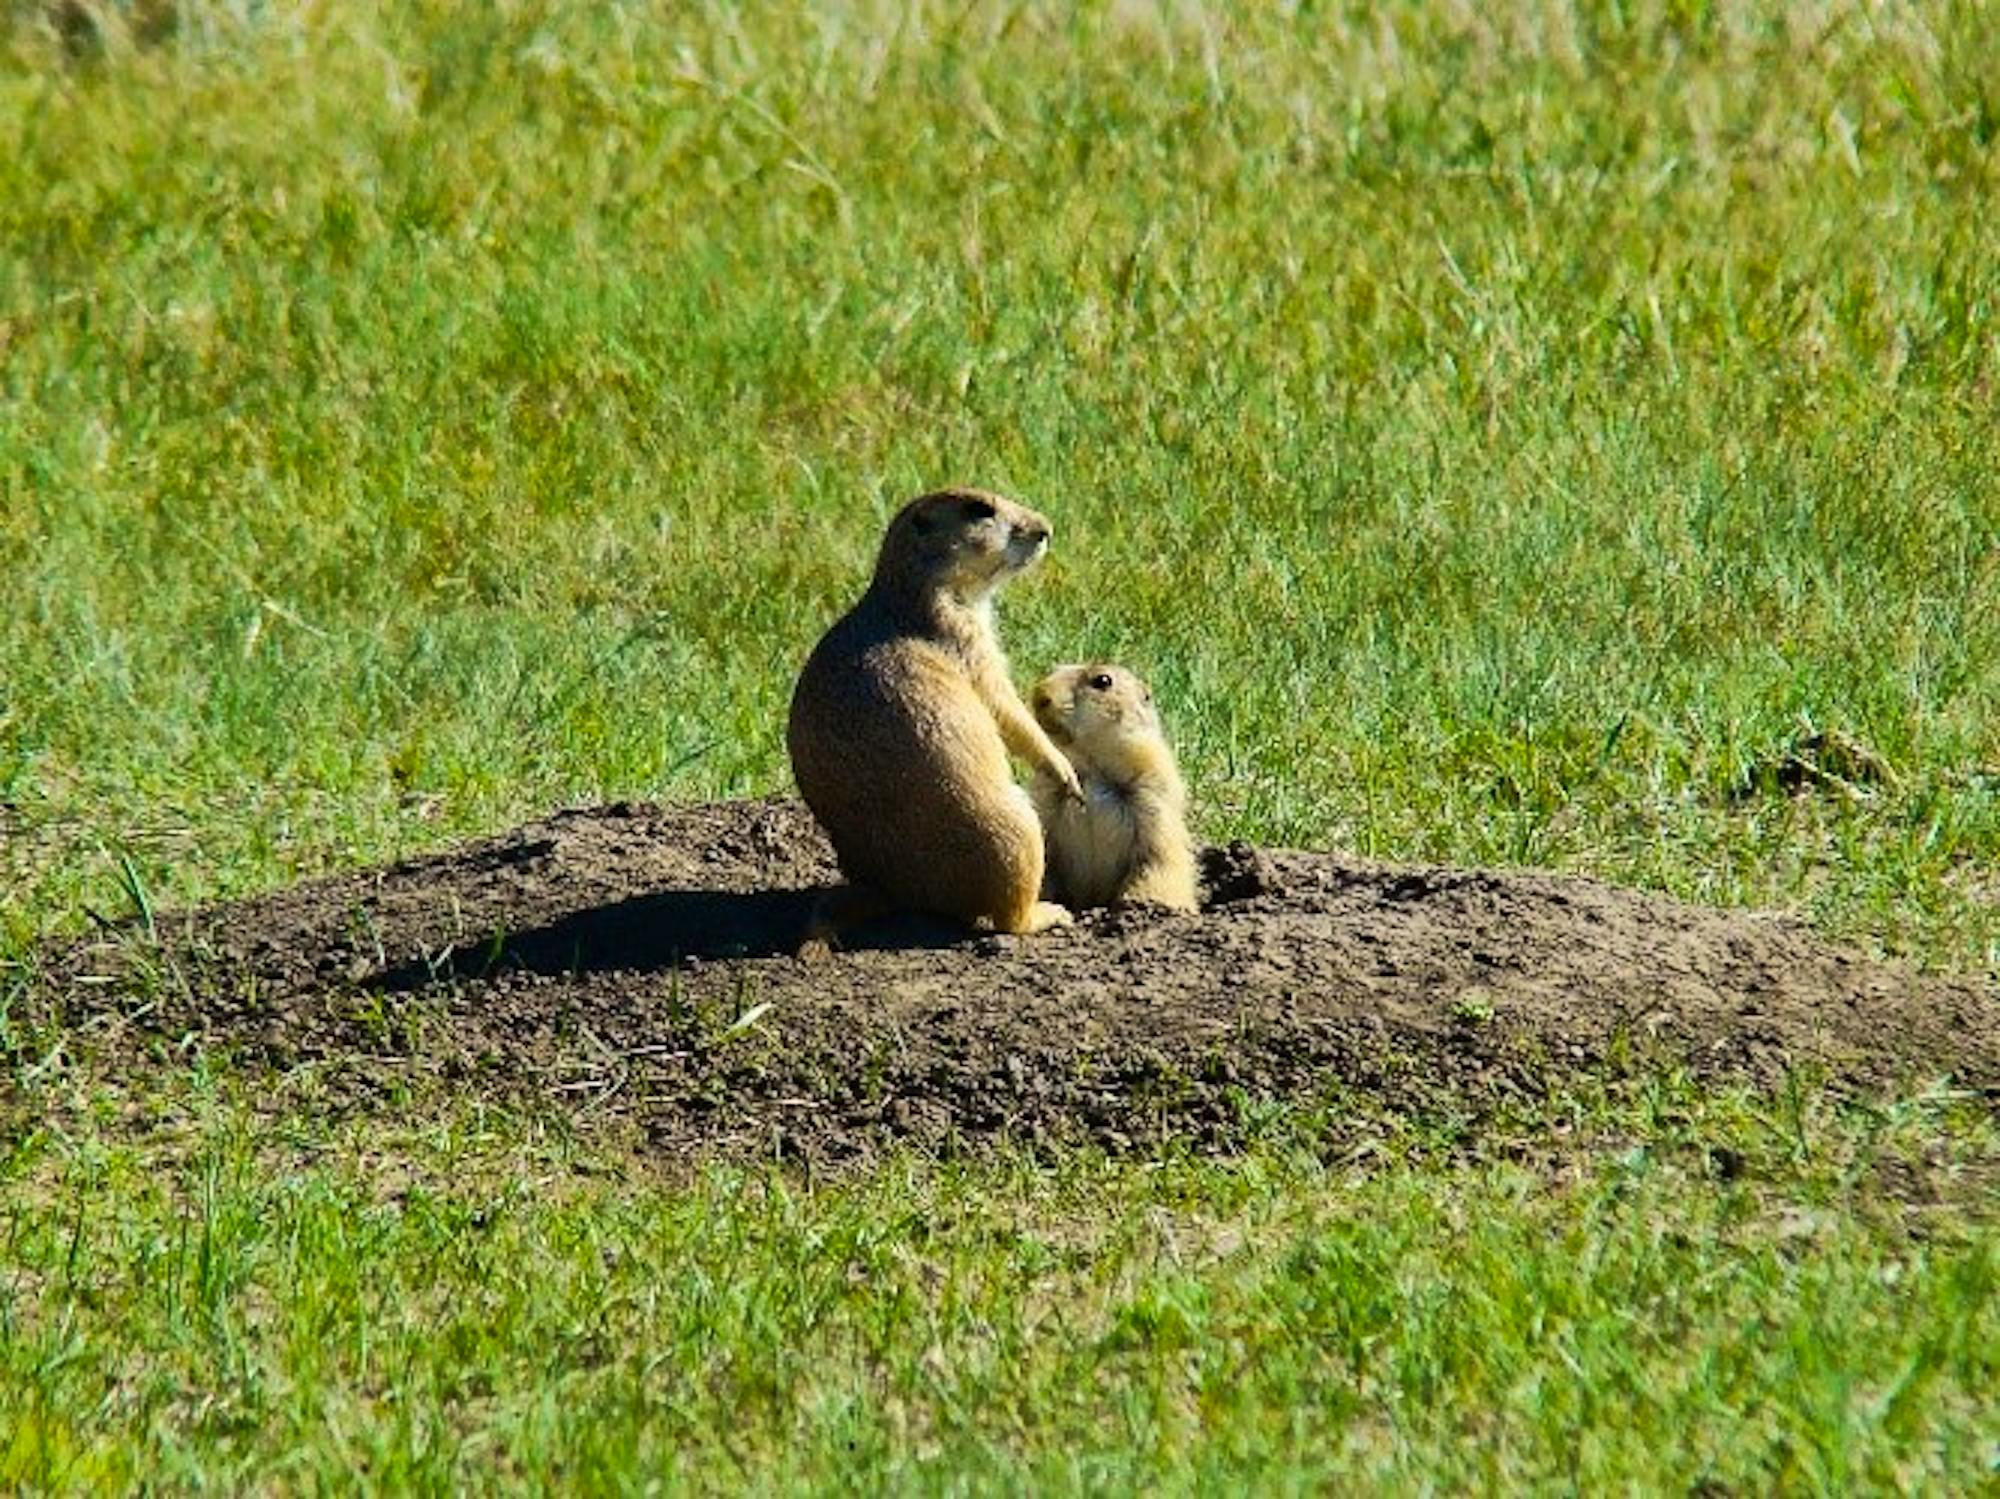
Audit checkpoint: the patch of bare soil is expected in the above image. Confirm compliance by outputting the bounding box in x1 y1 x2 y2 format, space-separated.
30 799 2000 1167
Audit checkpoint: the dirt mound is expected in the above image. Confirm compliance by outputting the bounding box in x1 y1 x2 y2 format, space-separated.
34 799 2000 1166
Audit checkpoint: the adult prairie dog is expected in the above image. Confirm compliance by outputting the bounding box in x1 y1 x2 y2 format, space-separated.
788 488 1083 939
1028 663 1200 912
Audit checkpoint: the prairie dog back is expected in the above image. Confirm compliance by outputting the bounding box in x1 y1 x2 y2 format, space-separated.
788 488 1081 938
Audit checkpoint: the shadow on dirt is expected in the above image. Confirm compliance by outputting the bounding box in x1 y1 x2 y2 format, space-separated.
370 884 970 991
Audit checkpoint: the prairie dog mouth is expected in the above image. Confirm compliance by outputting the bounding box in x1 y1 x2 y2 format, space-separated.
1006 527 1050 567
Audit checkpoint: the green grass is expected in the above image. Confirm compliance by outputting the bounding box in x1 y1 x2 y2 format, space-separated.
4 1079 1996 1490
3 0 1996 963
3 0 1998 1488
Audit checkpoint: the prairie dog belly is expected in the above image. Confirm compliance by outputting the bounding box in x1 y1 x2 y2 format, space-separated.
1042 775 1140 909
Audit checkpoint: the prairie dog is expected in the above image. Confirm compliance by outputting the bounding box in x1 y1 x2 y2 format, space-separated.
788 488 1083 938
1029 663 1200 912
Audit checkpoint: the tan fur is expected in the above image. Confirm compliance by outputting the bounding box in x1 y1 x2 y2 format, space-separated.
788 488 1082 940
1028 663 1200 913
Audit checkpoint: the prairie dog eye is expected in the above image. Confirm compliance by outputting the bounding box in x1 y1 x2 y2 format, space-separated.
961 497 997 521
1088 672 1114 692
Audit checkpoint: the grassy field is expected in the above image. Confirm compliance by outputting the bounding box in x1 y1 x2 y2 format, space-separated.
2 0 1997 1488
4 1080 1996 1490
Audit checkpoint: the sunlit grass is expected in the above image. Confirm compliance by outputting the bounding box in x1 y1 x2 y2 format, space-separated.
2 0 1994 964
3 1076 1996 1490
2 1 1998 1487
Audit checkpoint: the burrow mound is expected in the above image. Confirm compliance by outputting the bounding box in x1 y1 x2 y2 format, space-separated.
35 798 2000 1166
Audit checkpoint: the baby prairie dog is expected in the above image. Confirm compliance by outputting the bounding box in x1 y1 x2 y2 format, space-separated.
788 488 1084 939
1029 664 1200 912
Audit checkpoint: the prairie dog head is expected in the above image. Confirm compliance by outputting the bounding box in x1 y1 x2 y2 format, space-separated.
874 488 1053 606
1030 663 1169 781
